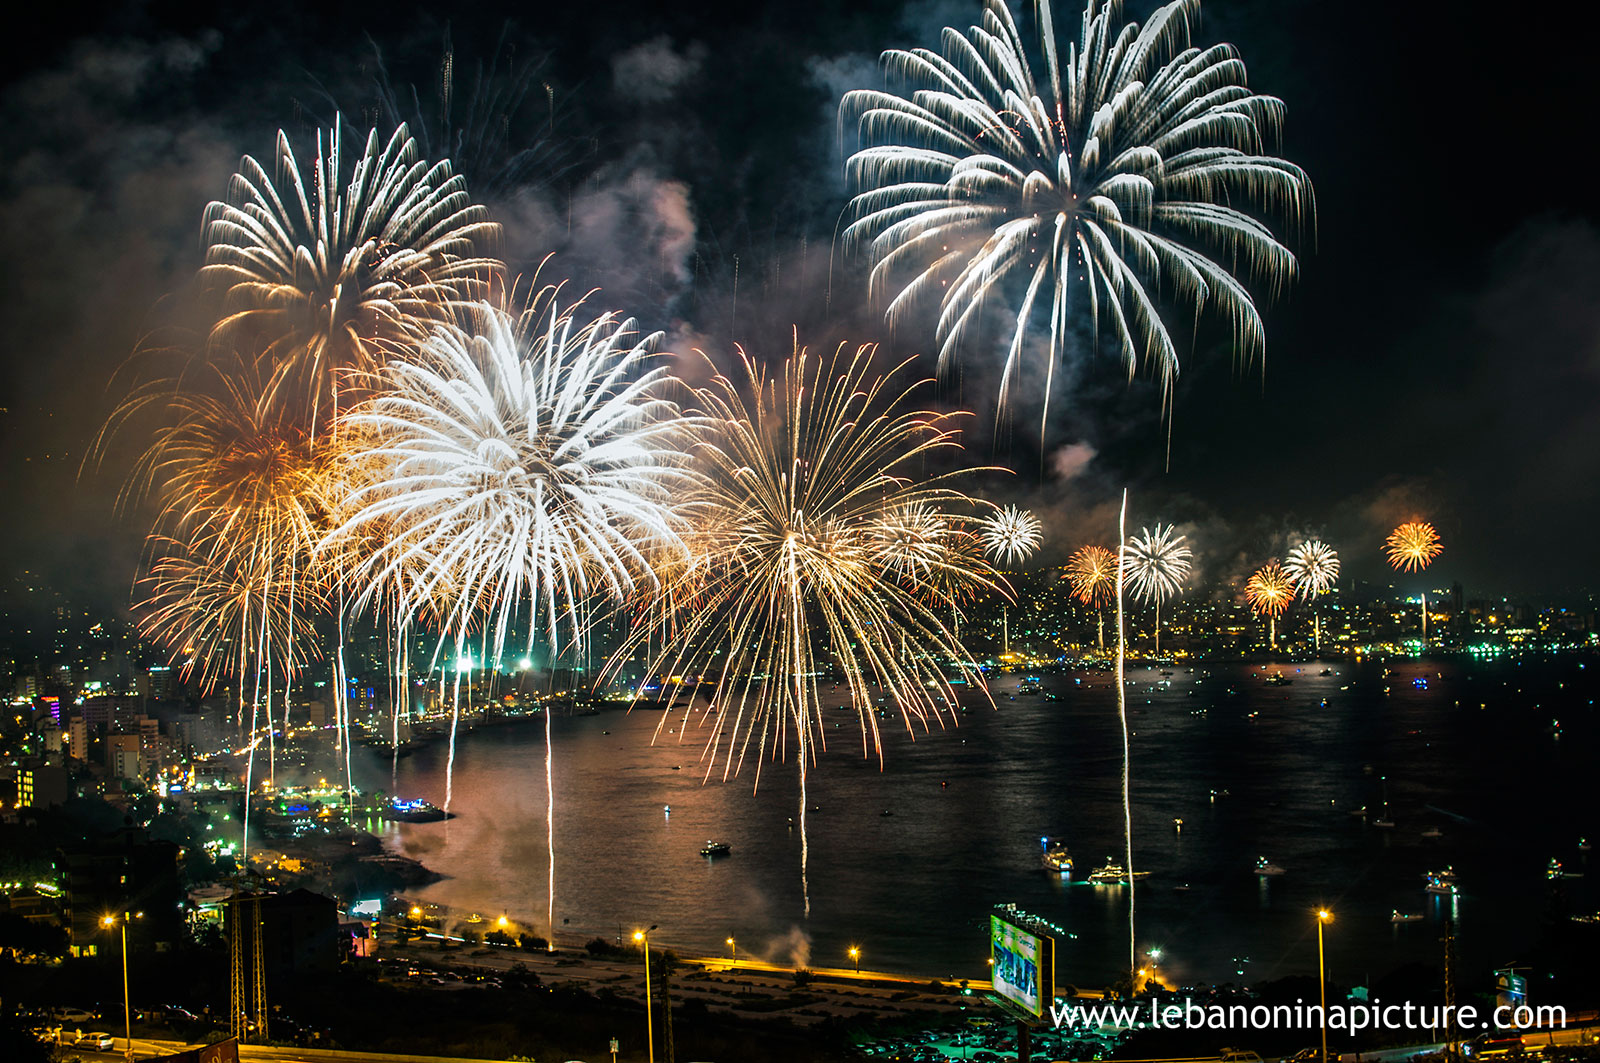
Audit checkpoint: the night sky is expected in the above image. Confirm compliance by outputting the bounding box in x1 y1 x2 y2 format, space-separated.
2 0 1596 622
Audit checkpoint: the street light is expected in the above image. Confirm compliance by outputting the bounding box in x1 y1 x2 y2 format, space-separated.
102 911 141 1063
848 946 860 974
1317 910 1334 1063
726 936 736 966
633 925 658 1063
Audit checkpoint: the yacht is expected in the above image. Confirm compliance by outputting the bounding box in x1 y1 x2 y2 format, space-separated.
1018 678 1043 695
1042 842 1074 873
1421 827 1443 839
701 840 731 857
1255 857 1287 876
1264 673 1293 686
1086 858 1150 885
1424 868 1459 895
1390 911 1424 924
1581 837 1593 853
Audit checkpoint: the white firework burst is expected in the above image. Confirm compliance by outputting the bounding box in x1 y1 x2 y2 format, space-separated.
1122 523 1192 603
981 504 1044 566
841 0 1313 432
331 287 690 940
1284 539 1339 598
202 120 501 422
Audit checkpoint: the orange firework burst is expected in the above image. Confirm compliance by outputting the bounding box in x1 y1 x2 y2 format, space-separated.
1065 545 1118 608
1385 521 1442 572
1245 561 1296 618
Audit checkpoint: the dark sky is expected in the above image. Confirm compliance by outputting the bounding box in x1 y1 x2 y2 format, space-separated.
2 0 1597 623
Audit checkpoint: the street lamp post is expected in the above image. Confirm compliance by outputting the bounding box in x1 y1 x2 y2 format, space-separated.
633 925 658 1063
726 937 736 966
1317 910 1334 1063
848 946 860 974
102 912 140 1063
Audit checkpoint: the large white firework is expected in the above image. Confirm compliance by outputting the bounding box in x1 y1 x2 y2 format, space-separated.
1284 539 1339 598
1122 522 1190 656
1122 523 1192 603
1285 537 1338 651
202 120 500 421
332 288 690 940
981 504 1044 566
841 0 1312 432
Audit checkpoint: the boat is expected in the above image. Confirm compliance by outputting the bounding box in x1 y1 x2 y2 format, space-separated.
1424 868 1459 895
1264 673 1293 686
1581 837 1592 852
1373 817 1396 829
701 840 731 857
1255 857 1287 876
382 797 454 823
1572 913 1600 925
1391 911 1424 924
1086 858 1151 885
1319 669 1333 677
1018 678 1043 695
1421 827 1443 839
1348 805 1368 818
1042 842 1073 873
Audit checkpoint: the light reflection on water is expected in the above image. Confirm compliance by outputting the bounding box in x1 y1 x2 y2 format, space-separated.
357 657 1596 986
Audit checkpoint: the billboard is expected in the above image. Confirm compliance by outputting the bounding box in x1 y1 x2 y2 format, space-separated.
990 913 1055 1018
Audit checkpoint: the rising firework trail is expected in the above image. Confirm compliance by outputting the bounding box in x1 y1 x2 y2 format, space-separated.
841 0 1313 445
613 343 1002 916
1122 523 1192 655
1245 561 1296 651
332 286 690 942
981 504 1042 653
1284 539 1339 651
1385 521 1442 640
1066 544 1118 649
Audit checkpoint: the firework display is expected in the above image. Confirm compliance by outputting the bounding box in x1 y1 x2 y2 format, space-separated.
1066 544 1119 649
1122 524 1192 654
1245 560 1296 650
610 343 1002 914
202 121 500 424
1385 522 1443 573
982 505 1044 568
1386 521 1443 640
841 0 1312 434
1285 539 1340 650
332 286 691 934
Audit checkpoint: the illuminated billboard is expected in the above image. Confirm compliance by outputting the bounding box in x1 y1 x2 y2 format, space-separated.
990 912 1055 1018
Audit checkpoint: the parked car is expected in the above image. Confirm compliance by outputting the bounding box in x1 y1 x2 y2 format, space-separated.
57 1008 95 1024
82 1031 117 1050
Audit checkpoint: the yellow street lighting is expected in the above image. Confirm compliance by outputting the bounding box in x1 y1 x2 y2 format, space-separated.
726 936 736 965
1316 910 1334 1063
848 945 861 973
634 925 658 1063
103 911 141 1063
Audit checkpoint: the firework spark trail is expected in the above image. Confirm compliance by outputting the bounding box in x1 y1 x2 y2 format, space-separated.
331 286 689 942
841 0 1313 442
1067 544 1118 649
609 342 1004 916
1245 560 1296 650
1122 523 1192 655
1385 521 1441 639
1284 539 1339 650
